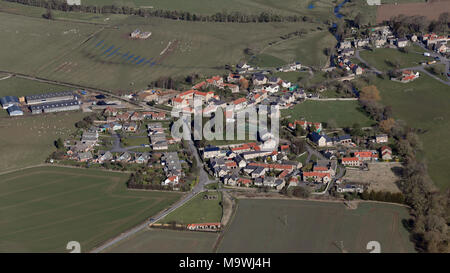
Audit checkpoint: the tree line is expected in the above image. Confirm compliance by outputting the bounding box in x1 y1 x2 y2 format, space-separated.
355 76 449 253
7 0 315 23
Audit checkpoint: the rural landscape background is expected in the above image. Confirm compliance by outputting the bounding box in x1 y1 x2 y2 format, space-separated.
0 0 448 253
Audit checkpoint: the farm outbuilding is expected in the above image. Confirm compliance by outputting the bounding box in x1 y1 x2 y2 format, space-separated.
30 99 80 114
0 96 20 109
26 91 76 105
7 105 23 116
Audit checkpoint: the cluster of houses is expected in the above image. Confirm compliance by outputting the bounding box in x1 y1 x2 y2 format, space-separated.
64 126 152 164
168 71 305 118
420 33 449 55
98 107 166 133
340 145 392 167
202 140 340 189
0 90 81 117
340 26 405 51
161 152 183 187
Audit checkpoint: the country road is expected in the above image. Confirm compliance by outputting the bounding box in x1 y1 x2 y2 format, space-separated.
90 117 216 253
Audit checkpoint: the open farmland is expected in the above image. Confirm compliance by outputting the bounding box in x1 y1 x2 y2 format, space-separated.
0 9 335 92
82 0 337 18
0 112 88 173
372 74 450 190
0 12 98 75
359 46 433 72
281 100 375 128
160 191 223 225
217 199 415 253
105 229 218 253
0 76 68 97
376 0 450 24
261 30 337 68
0 166 181 252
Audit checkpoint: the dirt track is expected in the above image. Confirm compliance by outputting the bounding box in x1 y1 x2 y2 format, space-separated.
376 0 450 23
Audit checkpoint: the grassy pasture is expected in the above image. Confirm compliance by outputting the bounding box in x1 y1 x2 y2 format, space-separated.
372 74 450 190
217 199 415 253
0 76 68 97
0 166 181 252
281 100 375 128
160 191 223 225
82 0 337 18
359 46 433 72
0 112 88 173
262 30 337 68
105 228 218 253
0 12 98 75
0 11 325 91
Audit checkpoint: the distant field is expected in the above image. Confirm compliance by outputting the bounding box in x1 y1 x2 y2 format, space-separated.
105 228 218 253
0 166 181 252
81 0 337 18
373 74 450 190
160 191 223 224
217 199 415 253
0 112 88 173
376 0 450 24
0 10 332 92
359 46 433 72
281 100 375 128
0 76 68 97
262 30 337 68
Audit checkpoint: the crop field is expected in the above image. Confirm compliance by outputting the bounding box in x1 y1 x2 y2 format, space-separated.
105 228 218 253
217 199 415 253
376 0 450 24
0 166 181 252
160 191 223 225
359 46 433 72
0 112 88 173
372 74 450 190
281 100 375 128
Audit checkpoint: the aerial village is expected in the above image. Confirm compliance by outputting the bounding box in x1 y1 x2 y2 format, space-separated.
0 26 448 197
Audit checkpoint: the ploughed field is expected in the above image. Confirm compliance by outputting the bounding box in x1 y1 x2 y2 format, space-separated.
0 166 181 252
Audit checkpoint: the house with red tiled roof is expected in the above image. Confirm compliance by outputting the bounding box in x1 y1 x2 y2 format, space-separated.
302 172 331 183
171 97 189 108
233 97 247 109
341 157 361 167
237 177 252 187
354 150 378 161
381 146 392 161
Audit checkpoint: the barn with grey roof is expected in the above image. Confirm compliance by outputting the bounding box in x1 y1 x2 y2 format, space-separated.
26 91 76 105
0 96 19 109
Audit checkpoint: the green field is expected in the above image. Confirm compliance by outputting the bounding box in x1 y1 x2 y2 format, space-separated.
0 166 181 252
262 30 337 68
105 228 218 253
281 100 375 128
160 191 223 224
82 0 337 18
0 76 68 97
359 46 433 72
0 112 88 173
373 74 450 190
0 10 332 92
217 199 415 253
